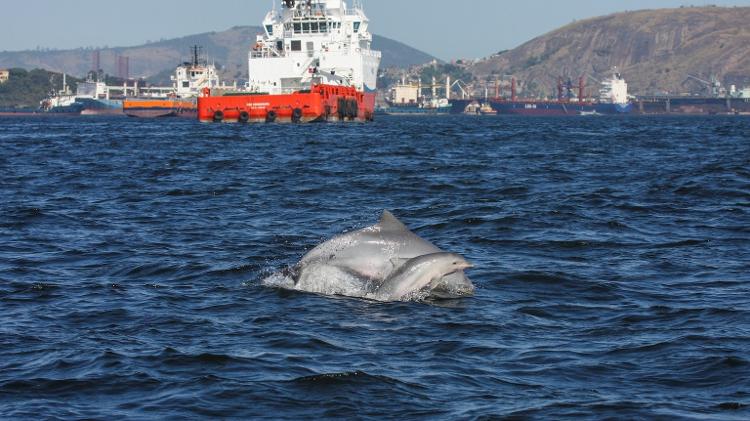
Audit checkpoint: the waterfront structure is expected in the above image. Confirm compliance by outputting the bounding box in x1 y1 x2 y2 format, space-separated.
392 84 419 104
380 77 453 115
0 69 9 84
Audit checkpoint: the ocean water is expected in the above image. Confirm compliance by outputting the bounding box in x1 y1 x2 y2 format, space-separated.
1 115 748 420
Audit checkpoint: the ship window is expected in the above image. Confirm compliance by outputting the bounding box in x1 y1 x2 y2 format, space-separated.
320 22 327 32
353 22 361 33
302 22 310 33
311 22 319 33
276 40 283 51
266 25 273 36
182 82 189 88
291 40 302 51
293 23 301 33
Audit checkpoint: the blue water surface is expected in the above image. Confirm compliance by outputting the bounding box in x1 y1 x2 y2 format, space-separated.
1 116 749 419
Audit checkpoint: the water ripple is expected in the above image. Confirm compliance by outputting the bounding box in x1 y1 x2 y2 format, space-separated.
1 115 749 419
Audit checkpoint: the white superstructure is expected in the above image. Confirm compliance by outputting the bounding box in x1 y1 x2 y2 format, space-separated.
247 0 381 94
599 68 629 104
40 73 77 110
172 47 221 98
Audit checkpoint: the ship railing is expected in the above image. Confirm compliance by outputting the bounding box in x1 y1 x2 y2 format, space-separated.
292 6 329 19
345 7 363 16
359 49 382 58
250 46 285 59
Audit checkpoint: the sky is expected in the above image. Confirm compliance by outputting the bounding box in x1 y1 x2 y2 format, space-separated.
2 0 749 59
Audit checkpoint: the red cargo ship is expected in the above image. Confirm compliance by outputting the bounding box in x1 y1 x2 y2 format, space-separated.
198 0 381 123
198 85 375 123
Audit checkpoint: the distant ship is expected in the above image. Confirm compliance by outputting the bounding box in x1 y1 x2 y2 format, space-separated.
43 74 126 116
464 102 498 115
379 78 452 115
198 0 382 123
451 69 633 116
123 46 221 118
38 74 85 115
74 78 125 115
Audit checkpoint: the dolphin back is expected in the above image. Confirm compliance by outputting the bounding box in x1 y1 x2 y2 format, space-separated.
296 211 441 278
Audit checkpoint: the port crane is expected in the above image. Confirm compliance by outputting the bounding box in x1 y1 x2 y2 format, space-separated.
684 74 723 97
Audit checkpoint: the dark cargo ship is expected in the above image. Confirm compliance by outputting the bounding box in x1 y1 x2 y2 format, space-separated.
453 70 633 116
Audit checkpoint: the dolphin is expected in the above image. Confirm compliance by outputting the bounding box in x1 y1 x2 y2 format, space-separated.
289 211 475 298
372 253 474 301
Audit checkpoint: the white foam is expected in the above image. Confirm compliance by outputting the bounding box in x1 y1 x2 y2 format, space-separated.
262 264 473 303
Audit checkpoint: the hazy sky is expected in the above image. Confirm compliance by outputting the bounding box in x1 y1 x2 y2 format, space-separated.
2 0 749 59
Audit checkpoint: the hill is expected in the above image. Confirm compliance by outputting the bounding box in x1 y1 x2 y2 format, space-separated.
469 6 750 96
0 69 81 108
0 27 437 83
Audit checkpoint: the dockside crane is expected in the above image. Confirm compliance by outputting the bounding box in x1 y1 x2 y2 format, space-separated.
684 74 723 97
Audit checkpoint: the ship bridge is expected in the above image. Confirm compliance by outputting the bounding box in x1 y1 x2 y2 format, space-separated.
249 0 380 95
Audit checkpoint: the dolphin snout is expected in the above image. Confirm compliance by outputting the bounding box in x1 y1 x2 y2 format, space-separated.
454 259 474 270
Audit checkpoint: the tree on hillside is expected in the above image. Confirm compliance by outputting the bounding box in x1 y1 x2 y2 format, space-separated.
0 69 81 109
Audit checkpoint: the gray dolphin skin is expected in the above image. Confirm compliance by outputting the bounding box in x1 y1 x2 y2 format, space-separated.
374 253 474 301
291 211 475 299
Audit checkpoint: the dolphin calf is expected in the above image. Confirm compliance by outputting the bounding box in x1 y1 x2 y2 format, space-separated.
283 211 475 300
372 253 474 301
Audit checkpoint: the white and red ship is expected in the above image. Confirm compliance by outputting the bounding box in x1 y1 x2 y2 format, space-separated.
198 0 381 123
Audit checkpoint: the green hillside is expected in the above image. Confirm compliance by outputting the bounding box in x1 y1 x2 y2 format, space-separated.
0 69 80 109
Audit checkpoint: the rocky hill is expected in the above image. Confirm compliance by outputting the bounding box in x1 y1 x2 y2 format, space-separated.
469 6 750 96
0 27 436 83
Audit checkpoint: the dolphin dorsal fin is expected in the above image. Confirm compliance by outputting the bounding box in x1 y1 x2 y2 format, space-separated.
379 210 410 232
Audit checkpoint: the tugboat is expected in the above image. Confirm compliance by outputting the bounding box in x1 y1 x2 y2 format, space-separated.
198 0 381 123
123 46 221 118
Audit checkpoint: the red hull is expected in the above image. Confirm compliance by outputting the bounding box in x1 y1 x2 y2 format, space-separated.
197 85 375 123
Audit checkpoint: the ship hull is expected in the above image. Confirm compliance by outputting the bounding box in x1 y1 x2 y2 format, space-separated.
76 98 124 116
1 105 83 116
197 85 375 123
123 98 197 118
379 105 452 115
450 99 632 115
489 100 632 116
